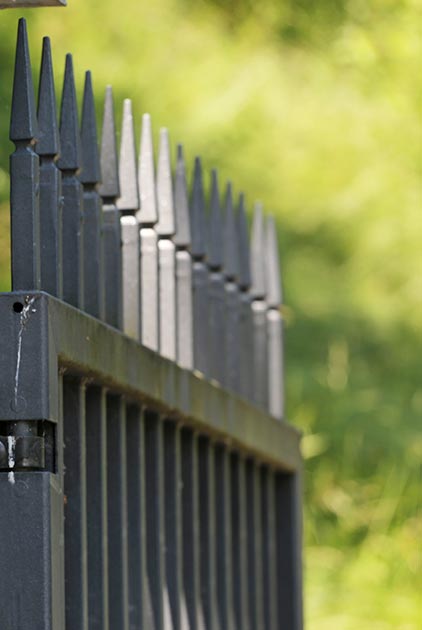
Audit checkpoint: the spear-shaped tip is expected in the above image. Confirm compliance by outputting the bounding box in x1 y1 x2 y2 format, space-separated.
117 98 139 212
155 127 175 236
223 182 239 280
173 143 191 247
136 112 157 224
79 71 101 185
190 156 206 259
58 53 82 171
207 168 223 269
250 201 266 299
36 36 59 156
10 18 38 143
237 193 252 290
265 215 282 307
98 85 119 198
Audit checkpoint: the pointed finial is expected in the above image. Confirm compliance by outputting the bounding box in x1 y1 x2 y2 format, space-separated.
265 216 282 307
79 71 101 185
223 182 239 280
137 113 157 224
190 156 206 259
10 18 38 142
250 201 266 299
36 37 59 156
58 54 82 171
98 85 119 198
173 144 191 248
155 128 175 236
207 169 223 269
117 99 139 212
237 193 251 290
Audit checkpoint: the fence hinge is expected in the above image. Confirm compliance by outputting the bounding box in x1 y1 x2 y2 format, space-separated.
0 420 55 472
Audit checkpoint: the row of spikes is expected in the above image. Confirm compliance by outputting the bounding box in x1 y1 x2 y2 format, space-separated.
10 20 282 307
10 20 281 418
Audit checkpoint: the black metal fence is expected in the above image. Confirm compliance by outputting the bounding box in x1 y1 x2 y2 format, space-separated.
0 18 303 630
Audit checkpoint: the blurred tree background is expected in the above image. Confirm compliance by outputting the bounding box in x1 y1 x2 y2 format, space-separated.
0 0 421 627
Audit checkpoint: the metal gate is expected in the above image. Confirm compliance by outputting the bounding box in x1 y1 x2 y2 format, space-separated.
0 19 303 630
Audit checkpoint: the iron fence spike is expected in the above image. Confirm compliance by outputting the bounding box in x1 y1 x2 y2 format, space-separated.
99 87 123 328
265 215 282 308
79 71 101 185
223 181 239 280
237 193 253 399
155 127 175 236
250 201 266 299
118 101 140 337
36 37 62 296
207 169 223 269
137 113 157 224
236 193 251 290
36 37 59 157
117 99 139 212
57 54 82 172
10 18 38 142
79 72 104 318
57 53 84 308
9 18 41 290
190 156 206 260
99 85 119 198
173 143 191 248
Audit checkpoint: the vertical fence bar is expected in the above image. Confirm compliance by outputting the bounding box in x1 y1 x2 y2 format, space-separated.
163 421 184 629
10 18 41 292
79 71 104 320
99 86 123 329
245 460 264 630
156 129 177 361
56 369 66 628
198 437 218 630
144 410 165 630
36 36 62 297
222 183 240 391
230 453 249 630
275 472 303 630
174 144 194 370
137 113 159 351
118 99 141 340
63 377 88 630
190 156 209 376
0 374 64 630
236 194 254 402
126 405 149 629
206 170 225 384
250 202 268 409
106 394 129 630
215 445 234 630
85 386 109 630
261 467 278 630
265 216 285 419
181 429 204 629
58 53 84 309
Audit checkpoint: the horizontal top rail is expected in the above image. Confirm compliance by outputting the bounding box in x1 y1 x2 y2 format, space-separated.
0 291 300 472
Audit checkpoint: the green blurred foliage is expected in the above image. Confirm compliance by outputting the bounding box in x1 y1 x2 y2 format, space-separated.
0 0 421 625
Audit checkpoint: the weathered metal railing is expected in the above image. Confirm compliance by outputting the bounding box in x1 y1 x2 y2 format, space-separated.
0 18 302 630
